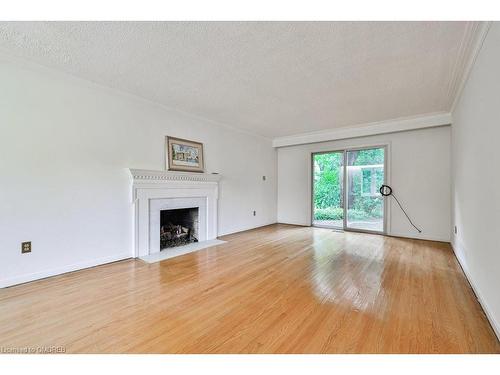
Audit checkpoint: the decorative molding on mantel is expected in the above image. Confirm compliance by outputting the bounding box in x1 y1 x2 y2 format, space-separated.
272 112 452 148
129 169 222 183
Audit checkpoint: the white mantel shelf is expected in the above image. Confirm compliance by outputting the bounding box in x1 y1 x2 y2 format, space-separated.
129 169 222 183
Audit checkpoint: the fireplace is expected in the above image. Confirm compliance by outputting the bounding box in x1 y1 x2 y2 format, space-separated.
160 207 199 249
130 169 221 257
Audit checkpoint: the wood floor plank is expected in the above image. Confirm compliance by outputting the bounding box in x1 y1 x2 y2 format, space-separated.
0 224 498 353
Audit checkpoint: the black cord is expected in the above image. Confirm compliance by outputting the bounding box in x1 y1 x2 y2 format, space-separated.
380 185 422 233
390 193 422 233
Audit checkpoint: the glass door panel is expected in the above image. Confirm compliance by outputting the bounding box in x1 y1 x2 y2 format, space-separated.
345 148 385 232
312 151 344 228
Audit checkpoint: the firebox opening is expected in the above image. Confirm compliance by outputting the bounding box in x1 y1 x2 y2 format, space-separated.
160 207 199 250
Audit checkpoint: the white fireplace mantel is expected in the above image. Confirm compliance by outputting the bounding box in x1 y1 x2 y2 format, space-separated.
129 169 221 258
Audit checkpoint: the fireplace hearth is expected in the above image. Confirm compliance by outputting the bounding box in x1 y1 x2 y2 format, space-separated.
160 207 199 249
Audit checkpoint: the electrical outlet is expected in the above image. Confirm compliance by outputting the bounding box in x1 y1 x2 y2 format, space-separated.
253 211 256 216
262 175 266 181
21 241 31 254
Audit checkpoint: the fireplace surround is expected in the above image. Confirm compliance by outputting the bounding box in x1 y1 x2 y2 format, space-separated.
130 169 221 257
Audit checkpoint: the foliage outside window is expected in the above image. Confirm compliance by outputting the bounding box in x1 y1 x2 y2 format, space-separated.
313 148 385 222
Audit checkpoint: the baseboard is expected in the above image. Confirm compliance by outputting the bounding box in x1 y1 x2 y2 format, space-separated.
451 241 500 342
276 220 310 227
0 252 132 288
279 223 450 243
387 231 451 243
218 221 278 237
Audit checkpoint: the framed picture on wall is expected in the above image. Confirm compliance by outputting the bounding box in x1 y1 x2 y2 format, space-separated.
166 136 205 173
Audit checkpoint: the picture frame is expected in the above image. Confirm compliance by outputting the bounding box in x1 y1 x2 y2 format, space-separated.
166 136 205 173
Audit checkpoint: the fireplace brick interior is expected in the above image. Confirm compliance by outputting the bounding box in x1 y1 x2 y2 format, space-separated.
160 207 199 250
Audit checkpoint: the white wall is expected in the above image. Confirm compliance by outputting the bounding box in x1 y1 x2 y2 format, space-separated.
0 56 277 287
451 23 500 338
277 126 451 242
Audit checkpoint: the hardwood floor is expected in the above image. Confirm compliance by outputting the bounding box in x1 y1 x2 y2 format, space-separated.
0 224 498 353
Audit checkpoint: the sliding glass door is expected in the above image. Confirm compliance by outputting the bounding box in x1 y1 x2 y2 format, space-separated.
312 146 385 233
345 147 385 232
312 151 344 228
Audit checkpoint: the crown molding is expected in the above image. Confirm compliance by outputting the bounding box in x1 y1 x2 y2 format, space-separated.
449 21 492 112
272 112 452 148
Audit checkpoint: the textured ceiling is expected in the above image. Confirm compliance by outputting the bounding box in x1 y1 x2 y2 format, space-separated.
0 22 471 138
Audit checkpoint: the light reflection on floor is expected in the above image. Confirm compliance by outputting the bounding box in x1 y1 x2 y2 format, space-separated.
310 229 387 317
313 219 383 232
